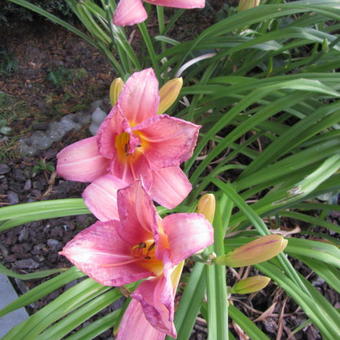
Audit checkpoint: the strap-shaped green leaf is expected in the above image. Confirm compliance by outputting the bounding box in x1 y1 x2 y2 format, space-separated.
3 278 109 340
170 263 206 340
65 310 120 340
229 305 270 340
0 267 84 317
0 263 67 281
0 199 89 232
38 289 122 339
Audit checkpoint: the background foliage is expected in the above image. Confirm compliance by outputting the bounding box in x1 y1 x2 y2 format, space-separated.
0 0 73 24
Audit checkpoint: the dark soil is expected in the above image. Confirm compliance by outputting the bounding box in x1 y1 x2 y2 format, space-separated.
0 18 113 114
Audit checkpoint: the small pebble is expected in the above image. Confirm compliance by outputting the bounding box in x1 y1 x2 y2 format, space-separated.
14 258 40 269
13 168 26 181
91 107 106 124
47 239 62 251
0 164 10 175
0 241 9 257
7 190 19 204
18 228 29 242
23 179 32 191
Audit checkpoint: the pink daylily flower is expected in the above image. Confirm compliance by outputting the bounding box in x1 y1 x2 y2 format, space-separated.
113 0 205 26
57 68 200 221
60 181 213 337
117 260 184 340
116 299 168 340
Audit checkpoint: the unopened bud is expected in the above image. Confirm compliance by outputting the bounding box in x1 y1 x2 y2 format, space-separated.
231 275 270 294
109 77 124 106
157 78 183 114
197 193 216 223
215 234 288 267
238 0 260 11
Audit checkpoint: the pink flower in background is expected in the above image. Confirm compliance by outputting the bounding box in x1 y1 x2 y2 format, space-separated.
57 68 200 221
60 181 213 338
113 0 205 26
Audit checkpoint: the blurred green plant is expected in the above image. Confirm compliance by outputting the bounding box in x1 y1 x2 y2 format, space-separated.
47 67 88 87
0 48 17 75
32 159 55 176
0 0 73 25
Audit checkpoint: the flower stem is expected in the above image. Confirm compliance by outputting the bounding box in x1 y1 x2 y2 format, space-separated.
156 6 165 35
156 6 166 52
138 22 160 78
214 194 229 340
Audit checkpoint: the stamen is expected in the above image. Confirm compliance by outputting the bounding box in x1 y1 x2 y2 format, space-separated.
148 242 155 252
115 132 131 162
115 131 145 166
131 240 164 277
124 143 129 154
131 240 156 260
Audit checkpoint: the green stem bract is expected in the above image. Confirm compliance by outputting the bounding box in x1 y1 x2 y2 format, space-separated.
205 194 229 340
215 195 230 340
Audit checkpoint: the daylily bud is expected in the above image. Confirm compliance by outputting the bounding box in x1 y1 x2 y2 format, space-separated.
109 77 124 106
197 193 216 223
215 234 288 267
157 78 183 114
238 0 260 11
230 275 270 294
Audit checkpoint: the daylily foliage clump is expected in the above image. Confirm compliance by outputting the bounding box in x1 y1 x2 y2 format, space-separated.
5 0 339 339
55 13 290 337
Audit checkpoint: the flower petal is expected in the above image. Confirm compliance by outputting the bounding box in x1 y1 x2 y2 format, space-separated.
144 0 205 8
113 0 148 26
130 153 153 190
163 213 214 265
110 156 134 184
137 114 200 168
150 167 192 209
109 152 153 190
131 264 176 337
82 174 128 222
118 68 160 125
60 221 151 286
56 137 109 182
116 299 166 340
117 181 159 245
97 107 128 159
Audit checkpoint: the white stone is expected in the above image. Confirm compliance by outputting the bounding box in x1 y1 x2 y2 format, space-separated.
30 131 53 150
91 107 106 124
0 274 28 336
89 122 100 136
